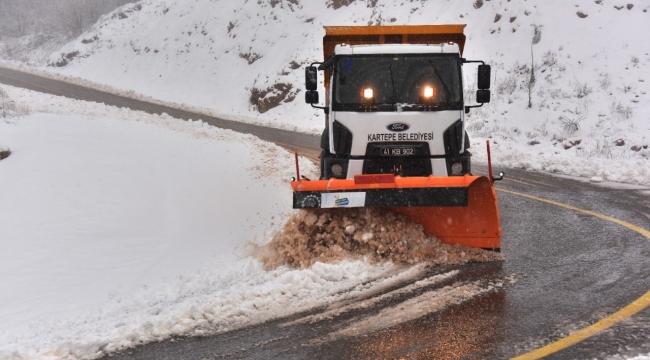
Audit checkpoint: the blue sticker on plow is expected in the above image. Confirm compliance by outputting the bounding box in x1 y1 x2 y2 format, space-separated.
322 192 366 208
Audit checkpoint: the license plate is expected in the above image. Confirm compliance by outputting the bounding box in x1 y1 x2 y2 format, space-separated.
380 147 415 156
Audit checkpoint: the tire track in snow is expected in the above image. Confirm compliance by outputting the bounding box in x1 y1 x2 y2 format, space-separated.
306 278 504 346
281 270 460 327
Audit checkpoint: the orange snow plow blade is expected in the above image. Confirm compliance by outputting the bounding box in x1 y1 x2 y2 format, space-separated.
291 174 501 250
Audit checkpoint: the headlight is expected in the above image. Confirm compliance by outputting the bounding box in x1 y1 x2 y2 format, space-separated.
451 162 463 175
362 88 374 100
423 86 436 98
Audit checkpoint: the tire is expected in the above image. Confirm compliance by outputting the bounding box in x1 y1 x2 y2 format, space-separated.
319 149 332 180
320 127 330 151
320 127 333 179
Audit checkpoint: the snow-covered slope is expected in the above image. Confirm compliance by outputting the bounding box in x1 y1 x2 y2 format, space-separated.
46 0 650 184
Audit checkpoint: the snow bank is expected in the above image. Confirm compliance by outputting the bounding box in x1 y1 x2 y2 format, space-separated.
0 84 302 358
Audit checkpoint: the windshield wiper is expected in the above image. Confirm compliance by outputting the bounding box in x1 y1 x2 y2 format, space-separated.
428 60 452 105
388 63 397 110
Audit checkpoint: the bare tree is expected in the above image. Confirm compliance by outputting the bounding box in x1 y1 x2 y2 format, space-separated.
527 24 542 108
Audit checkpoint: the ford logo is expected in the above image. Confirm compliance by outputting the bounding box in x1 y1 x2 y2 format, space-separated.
387 123 409 132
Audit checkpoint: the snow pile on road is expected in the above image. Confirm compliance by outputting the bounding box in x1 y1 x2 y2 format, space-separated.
259 208 502 269
29 0 650 185
0 85 500 359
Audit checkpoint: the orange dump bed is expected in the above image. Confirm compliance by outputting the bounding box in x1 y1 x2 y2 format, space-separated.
323 24 467 59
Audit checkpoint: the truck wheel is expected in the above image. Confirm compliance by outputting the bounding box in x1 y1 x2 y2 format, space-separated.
319 150 332 180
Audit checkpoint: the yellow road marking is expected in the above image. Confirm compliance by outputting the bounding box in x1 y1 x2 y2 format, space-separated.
498 188 650 360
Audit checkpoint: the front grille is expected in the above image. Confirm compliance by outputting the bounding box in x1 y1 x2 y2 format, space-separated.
362 158 432 176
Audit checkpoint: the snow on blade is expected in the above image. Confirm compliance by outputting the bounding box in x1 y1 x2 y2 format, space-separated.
257 208 503 269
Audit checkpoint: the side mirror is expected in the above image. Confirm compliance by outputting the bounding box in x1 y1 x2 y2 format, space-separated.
305 66 318 91
478 64 491 90
476 89 491 103
305 90 319 104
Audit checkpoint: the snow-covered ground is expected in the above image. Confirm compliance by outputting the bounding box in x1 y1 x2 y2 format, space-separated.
0 85 502 359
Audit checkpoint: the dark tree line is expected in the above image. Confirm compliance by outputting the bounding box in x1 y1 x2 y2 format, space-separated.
0 0 136 39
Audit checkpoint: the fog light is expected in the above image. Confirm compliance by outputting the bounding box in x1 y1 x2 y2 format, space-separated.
332 164 343 176
363 88 374 99
451 162 463 175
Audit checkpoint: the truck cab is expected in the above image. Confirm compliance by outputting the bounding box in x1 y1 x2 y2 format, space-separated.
305 25 491 180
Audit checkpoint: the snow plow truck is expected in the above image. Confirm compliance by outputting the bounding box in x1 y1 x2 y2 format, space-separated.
291 25 503 250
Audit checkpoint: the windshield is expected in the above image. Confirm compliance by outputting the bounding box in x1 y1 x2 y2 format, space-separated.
332 54 462 112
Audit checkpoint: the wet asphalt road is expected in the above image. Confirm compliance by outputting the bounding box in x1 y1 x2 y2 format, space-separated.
2 67 649 359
